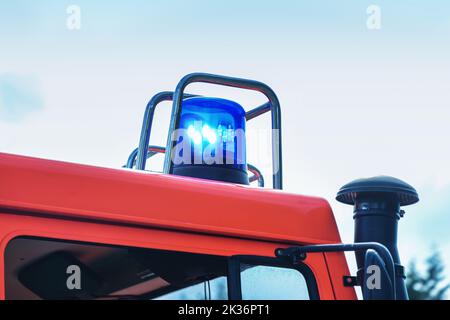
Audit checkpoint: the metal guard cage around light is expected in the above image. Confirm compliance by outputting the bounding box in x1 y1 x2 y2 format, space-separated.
172 97 249 185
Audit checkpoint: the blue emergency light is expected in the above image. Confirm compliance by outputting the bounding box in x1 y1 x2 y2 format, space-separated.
172 97 249 185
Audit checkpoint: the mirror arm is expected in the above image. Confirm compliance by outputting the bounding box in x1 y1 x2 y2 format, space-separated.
275 242 397 300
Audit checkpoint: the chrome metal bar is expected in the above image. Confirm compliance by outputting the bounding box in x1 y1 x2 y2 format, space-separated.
136 91 196 171
245 102 271 121
164 73 283 190
247 164 264 187
126 146 166 169
126 148 139 169
275 242 397 300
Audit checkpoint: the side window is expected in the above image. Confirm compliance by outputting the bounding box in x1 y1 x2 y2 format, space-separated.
240 265 309 300
4 236 229 300
229 256 319 300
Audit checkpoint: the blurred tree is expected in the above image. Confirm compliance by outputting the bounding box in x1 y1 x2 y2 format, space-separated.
407 247 450 300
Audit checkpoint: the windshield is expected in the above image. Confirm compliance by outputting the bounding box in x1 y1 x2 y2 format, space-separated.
4 237 228 300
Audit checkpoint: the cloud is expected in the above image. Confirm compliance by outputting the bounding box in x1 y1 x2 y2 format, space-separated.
0 74 43 122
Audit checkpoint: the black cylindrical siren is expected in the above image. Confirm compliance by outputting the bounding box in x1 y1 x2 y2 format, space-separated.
336 176 419 300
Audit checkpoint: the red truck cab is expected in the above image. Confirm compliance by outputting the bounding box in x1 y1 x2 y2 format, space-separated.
0 153 355 300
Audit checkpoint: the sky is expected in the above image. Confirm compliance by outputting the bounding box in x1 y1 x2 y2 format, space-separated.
1 0 450 297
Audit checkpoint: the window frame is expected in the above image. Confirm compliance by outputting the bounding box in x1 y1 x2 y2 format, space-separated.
227 255 320 300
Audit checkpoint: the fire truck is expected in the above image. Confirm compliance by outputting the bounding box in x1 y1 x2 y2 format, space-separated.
0 73 419 300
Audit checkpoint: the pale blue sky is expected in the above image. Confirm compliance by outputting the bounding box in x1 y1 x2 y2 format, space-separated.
1 0 450 296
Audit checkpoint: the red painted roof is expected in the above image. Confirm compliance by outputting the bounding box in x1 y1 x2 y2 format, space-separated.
0 153 341 244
